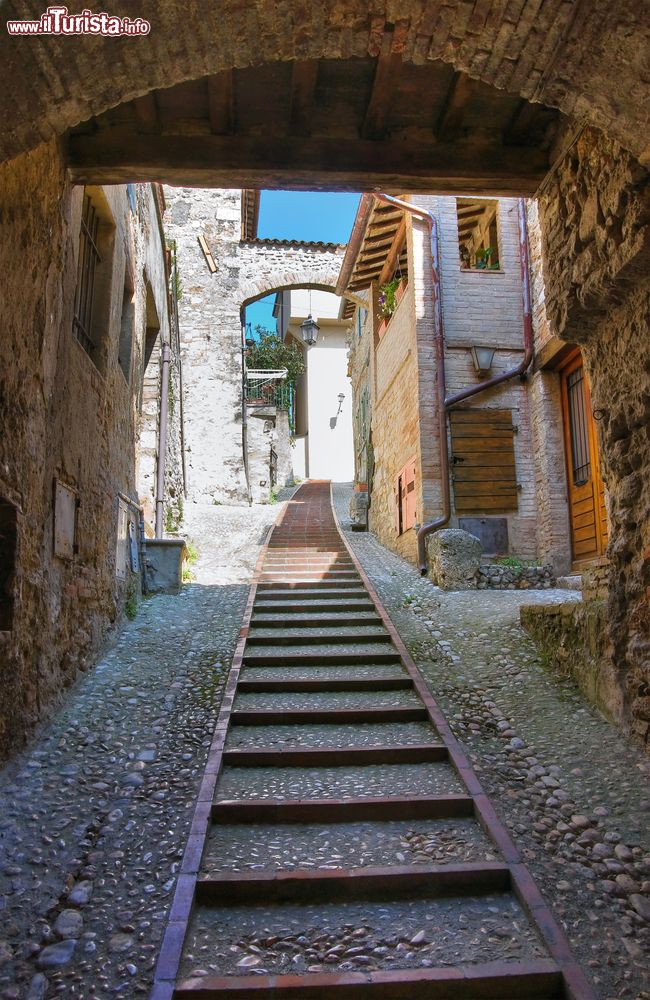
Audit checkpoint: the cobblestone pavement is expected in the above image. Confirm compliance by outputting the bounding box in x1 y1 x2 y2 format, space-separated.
332 483 650 1000
0 500 287 1000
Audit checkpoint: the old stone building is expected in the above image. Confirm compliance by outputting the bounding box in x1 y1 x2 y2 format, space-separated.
0 2 647 747
341 193 546 569
0 140 181 759
162 187 346 504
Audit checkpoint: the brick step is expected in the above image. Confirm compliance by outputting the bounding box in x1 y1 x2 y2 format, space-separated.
242 649 401 666
195 860 511 904
174 960 563 999
221 743 448 767
211 794 475 823
235 676 412 693
252 595 372 608
245 630 391 646
253 601 376 614
229 707 428 725
257 580 363 591
250 613 382 627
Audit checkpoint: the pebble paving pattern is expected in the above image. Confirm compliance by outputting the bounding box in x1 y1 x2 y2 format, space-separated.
332 483 650 1000
181 893 545 978
0 501 287 1000
165 480 594 1000
216 762 463 801
202 818 496 872
225 721 439 749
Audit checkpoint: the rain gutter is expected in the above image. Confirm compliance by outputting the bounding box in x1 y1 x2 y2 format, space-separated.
340 194 533 575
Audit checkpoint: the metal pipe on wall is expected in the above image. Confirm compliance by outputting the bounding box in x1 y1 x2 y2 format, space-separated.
375 194 534 574
374 194 451 574
444 198 533 410
154 341 171 537
241 320 252 506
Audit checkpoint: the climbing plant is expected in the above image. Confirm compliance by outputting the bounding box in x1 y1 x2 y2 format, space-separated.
246 327 306 386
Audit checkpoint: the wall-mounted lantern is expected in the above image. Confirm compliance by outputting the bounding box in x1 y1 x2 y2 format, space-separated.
470 345 496 375
336 392 345 416
300 314 320 346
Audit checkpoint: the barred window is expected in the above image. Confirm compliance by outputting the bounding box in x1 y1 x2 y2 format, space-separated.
72 188 115 371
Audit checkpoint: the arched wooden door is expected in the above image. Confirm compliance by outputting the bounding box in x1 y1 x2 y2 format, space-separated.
559 349 608 566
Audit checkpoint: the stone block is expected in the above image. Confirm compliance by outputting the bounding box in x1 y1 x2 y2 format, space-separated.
145 539 187 594
426 528 482 590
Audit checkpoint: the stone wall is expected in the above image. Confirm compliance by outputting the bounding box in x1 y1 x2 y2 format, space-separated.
356 194 544 569
163 188 345 507
537 126 650 744
1 2 647 167
0 142 173 759
521 599 615 725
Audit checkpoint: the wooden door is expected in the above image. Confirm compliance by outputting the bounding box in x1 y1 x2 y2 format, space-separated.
559 351 608 565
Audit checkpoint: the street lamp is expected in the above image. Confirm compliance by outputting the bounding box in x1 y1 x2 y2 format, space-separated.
470 345 496 375
300 313 319 346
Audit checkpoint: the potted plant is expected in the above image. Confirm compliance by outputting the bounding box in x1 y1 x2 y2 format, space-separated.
474 246 500 270
377 275 407 337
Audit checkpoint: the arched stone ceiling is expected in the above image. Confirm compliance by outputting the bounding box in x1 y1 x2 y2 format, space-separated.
1 0 648 169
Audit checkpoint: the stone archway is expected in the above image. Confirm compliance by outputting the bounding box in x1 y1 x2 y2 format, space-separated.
238 240 347 314
1 1 648 166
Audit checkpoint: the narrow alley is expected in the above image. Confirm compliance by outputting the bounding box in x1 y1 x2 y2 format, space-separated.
1 486 647 1000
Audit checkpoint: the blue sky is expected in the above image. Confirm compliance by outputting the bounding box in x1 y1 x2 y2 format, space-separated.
245 191 360 335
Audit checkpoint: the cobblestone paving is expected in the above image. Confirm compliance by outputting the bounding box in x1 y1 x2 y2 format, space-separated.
0 501 287 1000
332 483 650 1000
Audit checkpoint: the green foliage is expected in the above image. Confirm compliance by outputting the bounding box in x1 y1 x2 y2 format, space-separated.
182 541 199 583
495 556 539 571
247 328 305 385
165 494 183 534
269 486 279 504
379 277 402 317
125 580 138 620
403 593 415 605
474 246 500 270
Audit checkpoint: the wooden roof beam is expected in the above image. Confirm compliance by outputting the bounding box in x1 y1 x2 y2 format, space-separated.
434 71 474 142
289 60 319 137
208 70 235 135
132 92 160 134
67 131 550 196
379 218 407 284
361 32 403 141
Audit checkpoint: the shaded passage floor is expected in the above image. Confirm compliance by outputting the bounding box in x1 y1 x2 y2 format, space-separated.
0 501 287 1000
332 483 650 1000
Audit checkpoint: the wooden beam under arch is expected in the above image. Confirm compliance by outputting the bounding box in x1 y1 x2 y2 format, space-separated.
67 131 549 196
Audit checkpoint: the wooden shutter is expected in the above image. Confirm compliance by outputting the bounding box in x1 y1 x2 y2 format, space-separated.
450 409 518 514
394 457 417 534
403 458 417 530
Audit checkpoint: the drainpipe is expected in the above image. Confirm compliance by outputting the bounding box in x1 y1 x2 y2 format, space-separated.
375 195 534 574
444 198 534 409
373 194 451 574
154 341 171 537
241 320 252 506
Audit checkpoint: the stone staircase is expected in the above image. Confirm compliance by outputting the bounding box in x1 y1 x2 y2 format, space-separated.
151 481 595 1000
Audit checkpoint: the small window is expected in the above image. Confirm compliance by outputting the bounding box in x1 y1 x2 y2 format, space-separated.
0 499 17 631
140 282 161 413
72 187 116 371
118 271 135 382
456 198 500 271
394 457 417 535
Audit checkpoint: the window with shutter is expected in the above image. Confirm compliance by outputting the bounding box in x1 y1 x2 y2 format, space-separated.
449 409 518 514
394 456 417 534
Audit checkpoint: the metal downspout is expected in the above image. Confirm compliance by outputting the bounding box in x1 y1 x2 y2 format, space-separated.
241 321 252 506
154 341 171 537
375 195 534 574
374 194 451 574
444 198 534 409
